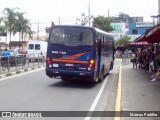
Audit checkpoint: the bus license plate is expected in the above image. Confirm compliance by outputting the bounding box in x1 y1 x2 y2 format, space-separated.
53 64 59 67
65 63 73 67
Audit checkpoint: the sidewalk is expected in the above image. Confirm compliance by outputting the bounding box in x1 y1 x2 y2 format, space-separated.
121 63 160 120
102 59 160 120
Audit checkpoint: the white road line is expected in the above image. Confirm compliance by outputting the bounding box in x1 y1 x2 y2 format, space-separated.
0 68 45 82
84 76 109 120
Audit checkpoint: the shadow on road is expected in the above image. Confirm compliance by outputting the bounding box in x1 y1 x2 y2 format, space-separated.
48 80 98 89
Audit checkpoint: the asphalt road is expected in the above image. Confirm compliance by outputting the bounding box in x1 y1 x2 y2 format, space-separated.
0 59 122 120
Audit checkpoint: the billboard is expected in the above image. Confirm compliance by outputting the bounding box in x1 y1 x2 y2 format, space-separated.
110 23 128 40
136 22 153 27
110 23 127 34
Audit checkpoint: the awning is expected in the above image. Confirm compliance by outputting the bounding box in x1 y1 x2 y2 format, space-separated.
134 33 148 43
135 23 160 43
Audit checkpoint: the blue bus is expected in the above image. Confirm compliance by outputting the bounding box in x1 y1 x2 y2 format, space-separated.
46 25 115 83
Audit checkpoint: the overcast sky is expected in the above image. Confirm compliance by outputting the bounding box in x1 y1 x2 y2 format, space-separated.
0 0 158 37
0 0 158 23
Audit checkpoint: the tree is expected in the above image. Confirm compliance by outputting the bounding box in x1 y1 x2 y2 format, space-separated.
0 17 6 34
92 16 114 32
13 12 32 41
76 13 93 26
3 7 19 42
115 35 131 47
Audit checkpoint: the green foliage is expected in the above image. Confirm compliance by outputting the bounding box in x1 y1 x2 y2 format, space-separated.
76 13 93 26
1 7 32 41
92 16 114 32
0 17 5 33
13 12 32 40
115 36 131 47
3 7 20 41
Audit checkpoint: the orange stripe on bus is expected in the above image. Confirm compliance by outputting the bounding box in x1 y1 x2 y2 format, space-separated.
52 59 88 64
51 52 89 64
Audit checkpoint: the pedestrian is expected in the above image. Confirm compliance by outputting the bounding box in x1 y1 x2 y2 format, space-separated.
150 70 160 82
132 50 138 69
145 48 154 71
137 48 143 69
2 48 10 61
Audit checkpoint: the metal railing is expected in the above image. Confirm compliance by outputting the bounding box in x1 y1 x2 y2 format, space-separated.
0 53 46 75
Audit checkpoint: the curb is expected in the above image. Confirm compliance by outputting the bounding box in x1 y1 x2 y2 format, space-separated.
0 65 45 79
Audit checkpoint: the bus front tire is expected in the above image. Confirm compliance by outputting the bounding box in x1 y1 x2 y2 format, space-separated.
98 68 104 83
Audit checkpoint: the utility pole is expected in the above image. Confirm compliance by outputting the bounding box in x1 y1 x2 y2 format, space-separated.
88 1 91 26
5 30 7 44
37 21 39 40
151 15 156 25
158 0 160 24
108 9 110 18
58 18 60 25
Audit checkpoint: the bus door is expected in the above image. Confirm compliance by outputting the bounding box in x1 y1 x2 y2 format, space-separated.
96 37 102 78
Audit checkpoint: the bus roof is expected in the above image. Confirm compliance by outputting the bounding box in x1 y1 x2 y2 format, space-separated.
51 25 114 39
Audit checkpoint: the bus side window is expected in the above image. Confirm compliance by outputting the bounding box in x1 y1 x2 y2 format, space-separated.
96 39 102 56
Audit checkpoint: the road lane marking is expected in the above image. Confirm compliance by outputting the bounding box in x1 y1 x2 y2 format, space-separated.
0 68 45 82
84 76 109 120
114 66 122 120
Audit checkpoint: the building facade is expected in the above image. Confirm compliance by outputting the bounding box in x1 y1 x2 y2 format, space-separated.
111 14 153 41
129 22 153 35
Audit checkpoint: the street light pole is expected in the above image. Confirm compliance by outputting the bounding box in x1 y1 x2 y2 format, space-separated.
151 15 156 25
158 0 160 24
151 15 160 25
157 15 160 24
58 18 60 25
88 1 91 26
37 21 39 40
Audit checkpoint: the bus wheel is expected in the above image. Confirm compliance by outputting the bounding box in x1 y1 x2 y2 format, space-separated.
98 68 104 83
110 62 113 70
94 77 99 83
93 72 99 83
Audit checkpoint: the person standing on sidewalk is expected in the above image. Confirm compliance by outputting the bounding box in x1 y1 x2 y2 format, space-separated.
132 49 138 69
150 70 160 81
137 49 144 69
150 54 160 81
145 48 154 71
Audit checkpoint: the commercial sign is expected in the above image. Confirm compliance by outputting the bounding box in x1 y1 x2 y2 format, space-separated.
111 23 127 34
136 22 153 27
110 23 128 40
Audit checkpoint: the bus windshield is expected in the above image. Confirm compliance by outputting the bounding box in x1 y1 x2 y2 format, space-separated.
49 27 93 45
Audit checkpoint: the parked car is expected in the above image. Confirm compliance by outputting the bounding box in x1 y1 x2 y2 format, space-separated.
27 40 47 62
18 49 27 55
8 49 27 66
